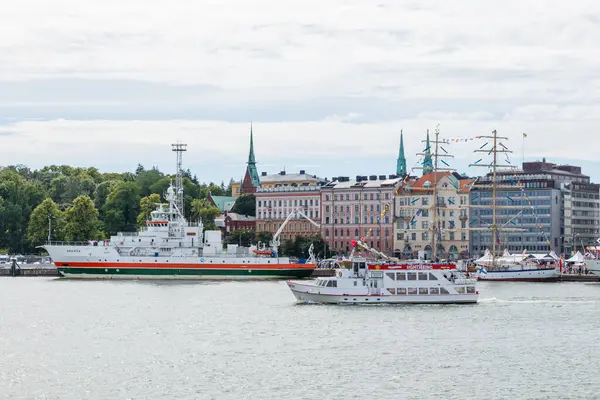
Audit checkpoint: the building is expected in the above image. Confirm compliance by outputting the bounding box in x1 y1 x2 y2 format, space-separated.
207 192 236 213
255 185 322 242
241 125 261 194
321 175 402 256
395 172 472 259
224 212 256 234
470 160 598 256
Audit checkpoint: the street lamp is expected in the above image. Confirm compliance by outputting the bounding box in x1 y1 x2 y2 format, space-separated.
47 214 53 243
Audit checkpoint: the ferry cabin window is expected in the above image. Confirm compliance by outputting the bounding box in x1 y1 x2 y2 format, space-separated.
419 288 428 295
387 288 396 295
440 287 450 295
407 272 417 281
428 273 438 280
386 273 396 281
418 272 428 280
397 288 407 295
467 286 476 294
327 281 337 288
456 287 465 294
396 273 406 281
407 288 418 295
430 287 440 295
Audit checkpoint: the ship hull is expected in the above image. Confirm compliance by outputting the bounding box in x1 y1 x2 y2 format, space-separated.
477 268 559 282
287 282 478 304
584 260 600 278
54 262 314 280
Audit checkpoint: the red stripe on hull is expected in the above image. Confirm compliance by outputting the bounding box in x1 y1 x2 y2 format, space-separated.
54 262 314 270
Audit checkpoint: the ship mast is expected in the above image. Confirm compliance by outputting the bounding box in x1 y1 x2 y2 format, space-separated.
469 130 523 266
415 126 455 260
172 142 187 217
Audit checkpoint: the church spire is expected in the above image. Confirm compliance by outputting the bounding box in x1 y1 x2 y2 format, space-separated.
396 130 407 176
422 129 433 175
243 122 261 191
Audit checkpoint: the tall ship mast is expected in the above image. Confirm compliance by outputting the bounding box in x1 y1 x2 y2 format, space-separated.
469 130 560 281
41 144 317 280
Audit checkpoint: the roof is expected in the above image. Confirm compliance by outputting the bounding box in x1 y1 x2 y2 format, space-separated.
260 173 325 184
209 193 237 212
226 212 256 222
323 177 402 190
403 172 474 193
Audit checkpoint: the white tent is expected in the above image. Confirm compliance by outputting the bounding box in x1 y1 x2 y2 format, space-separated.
566 251 585 263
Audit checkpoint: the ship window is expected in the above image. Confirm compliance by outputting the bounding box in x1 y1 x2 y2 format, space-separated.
386 273 396 280
456 287 465 294
440 287 450 295
467 286 476 294
429 273 438 281
327 280 337 288
354 281 357 286
387 288 395 295
418 272 428 280
407 272 417 281
419 288 428 295
430 287 440 295
397 288 407 295
396 273 406 281
407 288 417 295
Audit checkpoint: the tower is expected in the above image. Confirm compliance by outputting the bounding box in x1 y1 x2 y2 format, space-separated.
241 123 261 193
422 129 433 175
171 142 187 215
396 130 407 176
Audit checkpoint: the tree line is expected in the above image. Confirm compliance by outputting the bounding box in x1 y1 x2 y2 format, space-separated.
0 164 232 253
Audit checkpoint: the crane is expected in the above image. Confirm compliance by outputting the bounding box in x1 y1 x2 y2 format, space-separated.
270 208 321 256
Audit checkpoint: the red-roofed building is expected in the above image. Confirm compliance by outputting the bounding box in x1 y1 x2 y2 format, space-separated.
395 172 474 260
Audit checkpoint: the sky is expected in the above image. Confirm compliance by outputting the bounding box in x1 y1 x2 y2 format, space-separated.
1 0 600 184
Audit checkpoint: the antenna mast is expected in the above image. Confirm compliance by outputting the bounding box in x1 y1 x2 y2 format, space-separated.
172 142 188 216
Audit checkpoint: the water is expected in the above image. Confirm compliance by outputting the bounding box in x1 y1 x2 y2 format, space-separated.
1 278 599 400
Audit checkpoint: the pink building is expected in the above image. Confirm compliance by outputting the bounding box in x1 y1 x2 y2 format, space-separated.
320 175 402 256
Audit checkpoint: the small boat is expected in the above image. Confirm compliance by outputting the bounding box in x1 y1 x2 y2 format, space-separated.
475 249 560 282
287 257 479 304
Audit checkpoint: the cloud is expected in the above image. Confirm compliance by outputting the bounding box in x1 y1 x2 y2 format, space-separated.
1 0 600 182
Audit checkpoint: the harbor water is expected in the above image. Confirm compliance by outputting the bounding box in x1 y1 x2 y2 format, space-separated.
1 278 599 400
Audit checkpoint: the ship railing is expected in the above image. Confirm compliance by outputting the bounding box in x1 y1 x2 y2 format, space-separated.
44 241 97 246
117 232 140 237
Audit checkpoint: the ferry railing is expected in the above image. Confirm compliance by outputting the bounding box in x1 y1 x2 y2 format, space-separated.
45 241 97 246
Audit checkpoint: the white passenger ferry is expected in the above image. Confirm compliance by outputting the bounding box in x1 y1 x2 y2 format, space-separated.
287 258 479 304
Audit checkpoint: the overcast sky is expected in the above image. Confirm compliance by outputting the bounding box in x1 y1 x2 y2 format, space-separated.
1 0 600 183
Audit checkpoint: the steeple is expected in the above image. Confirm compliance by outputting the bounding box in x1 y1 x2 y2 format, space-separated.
396 130 407 176
248 122 257 165
242 123 261 193
422 129 433 175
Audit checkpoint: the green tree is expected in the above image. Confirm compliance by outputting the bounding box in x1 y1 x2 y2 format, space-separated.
230 194 256 216
136 167 165 197
94 180 122 212
225 229 256 246
190 198 220 230
64 196 100 241
137 193 161 227
102 182 141 235
28 198 65 246
256 231 273 247
0 169 46 253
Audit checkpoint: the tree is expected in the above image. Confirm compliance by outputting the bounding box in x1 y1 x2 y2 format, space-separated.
256 231 273 247
136 167 164 197
103 182 141 235
28 198 65 246
190 198 220 230
231 194 256 216
64 196 101 241
225 229 256 246
137 194 161 227
94 180 122 212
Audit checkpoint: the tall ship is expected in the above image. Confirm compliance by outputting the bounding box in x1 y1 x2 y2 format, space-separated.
470 131 559 282
42 143 316 280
